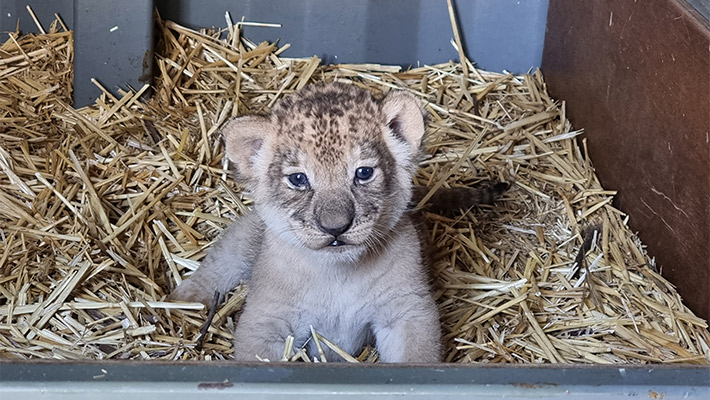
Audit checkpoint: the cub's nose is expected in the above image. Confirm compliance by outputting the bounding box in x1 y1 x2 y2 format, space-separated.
317 212 354 238
316 198 355 238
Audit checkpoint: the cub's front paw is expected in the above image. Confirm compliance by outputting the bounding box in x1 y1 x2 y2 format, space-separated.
167 279 216 306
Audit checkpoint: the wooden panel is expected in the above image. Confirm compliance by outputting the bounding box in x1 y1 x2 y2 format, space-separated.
543 0 710 320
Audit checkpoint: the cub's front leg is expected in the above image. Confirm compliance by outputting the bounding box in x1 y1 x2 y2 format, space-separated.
169 211 263 305
232 300 295 362
372 289 442 363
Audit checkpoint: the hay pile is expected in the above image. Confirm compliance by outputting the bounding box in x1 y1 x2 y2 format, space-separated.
1 15 708 364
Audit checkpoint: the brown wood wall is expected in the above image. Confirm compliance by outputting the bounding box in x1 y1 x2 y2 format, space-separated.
543 0 710 321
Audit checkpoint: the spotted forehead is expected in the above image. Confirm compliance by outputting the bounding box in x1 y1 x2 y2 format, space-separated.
270 84 385 163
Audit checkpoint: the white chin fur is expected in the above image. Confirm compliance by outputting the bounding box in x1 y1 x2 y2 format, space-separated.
258 205 365 263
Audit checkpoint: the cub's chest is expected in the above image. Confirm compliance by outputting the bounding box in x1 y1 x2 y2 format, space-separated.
302 269 375 305
294 271 376 346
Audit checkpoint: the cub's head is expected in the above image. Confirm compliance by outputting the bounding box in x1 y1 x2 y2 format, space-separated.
221 83 424 262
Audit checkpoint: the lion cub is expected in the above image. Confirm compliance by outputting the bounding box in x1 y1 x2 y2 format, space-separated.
171 83 498 362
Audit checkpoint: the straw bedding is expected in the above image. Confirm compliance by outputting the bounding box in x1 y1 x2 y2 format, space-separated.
0 15 708 364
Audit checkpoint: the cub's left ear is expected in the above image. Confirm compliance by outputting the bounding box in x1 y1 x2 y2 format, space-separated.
221 115 273 181
381 90 426 152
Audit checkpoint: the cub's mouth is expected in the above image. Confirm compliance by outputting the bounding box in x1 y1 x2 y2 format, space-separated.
319 239 356 252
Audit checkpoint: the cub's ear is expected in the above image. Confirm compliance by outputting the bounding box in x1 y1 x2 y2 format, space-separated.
381 90 426 152
221 115 272 179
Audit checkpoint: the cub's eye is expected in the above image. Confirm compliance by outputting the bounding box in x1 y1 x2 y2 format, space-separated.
287 173 309 189
355 167 375 183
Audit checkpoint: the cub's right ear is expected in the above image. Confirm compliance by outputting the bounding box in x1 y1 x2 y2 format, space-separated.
381 90 426 154
221 115 272 180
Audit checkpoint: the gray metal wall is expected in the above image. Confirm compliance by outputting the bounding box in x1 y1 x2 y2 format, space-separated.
0 0 74 35
156 0 549 73
1 0 153 107
0 0 548 107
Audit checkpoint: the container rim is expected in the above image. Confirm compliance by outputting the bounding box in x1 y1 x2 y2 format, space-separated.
2 359 708 387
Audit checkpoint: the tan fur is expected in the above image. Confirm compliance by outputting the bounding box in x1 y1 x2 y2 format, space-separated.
170 83 502 362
